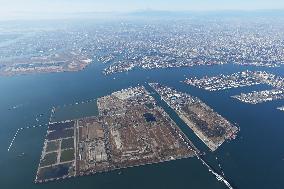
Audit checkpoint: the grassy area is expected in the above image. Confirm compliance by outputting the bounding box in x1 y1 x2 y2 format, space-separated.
40 152 57 167
60 148 75 162
46 140 60 152
47 128 74 140
61 138 74 149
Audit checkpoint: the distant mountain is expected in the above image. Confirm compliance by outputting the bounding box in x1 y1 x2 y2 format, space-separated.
3 9 284 21
127 9 284 18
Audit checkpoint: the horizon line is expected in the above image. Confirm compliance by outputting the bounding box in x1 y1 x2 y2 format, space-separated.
2 9 284 22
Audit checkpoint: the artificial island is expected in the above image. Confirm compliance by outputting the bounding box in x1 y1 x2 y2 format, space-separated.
35 86 197 183
149 83 238 151
185 71 284 104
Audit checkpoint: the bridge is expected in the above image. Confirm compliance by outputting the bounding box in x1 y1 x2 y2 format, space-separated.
197 155 234 189
179 132 234 189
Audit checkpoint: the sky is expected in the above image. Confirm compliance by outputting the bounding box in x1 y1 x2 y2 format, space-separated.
1 0 284 20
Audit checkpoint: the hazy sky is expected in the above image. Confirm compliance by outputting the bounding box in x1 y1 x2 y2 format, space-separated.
2 0 284 19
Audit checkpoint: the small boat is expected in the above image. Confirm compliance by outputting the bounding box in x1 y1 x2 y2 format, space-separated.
18 152 25 157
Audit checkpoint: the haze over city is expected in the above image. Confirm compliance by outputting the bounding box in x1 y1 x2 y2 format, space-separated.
2 0 284 20
1 1 284 189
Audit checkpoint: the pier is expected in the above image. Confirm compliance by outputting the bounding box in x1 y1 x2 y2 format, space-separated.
182 140 234 189
197 154 234 189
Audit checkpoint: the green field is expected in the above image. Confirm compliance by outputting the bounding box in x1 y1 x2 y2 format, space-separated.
40 152 57 167
46 140 60 152
60 149 75 162
61 138 74 149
